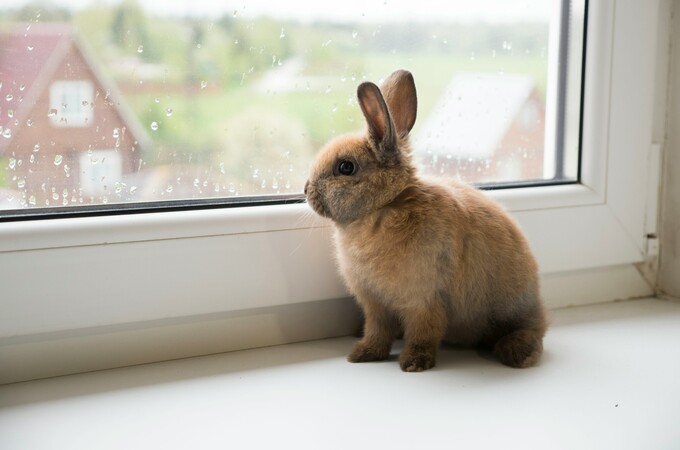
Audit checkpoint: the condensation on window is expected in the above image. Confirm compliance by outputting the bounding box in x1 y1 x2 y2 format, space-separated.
0 1 575 211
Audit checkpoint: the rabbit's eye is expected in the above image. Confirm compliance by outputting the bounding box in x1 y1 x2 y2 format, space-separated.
337 160 356 176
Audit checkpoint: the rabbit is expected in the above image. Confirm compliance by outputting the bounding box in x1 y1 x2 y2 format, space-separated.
304 69 548 372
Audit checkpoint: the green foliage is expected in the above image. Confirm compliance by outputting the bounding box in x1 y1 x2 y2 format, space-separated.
215 16 293 87
214 107 314 192
0 158 7 188
12 2 71 22
110 0 156 61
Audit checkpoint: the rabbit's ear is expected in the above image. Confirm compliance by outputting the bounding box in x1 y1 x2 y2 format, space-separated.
380 70 417 135
357 81 398 164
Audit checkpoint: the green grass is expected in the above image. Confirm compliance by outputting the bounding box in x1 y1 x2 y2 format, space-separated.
364 52 548 119
0 158 7 188
125 53 547 169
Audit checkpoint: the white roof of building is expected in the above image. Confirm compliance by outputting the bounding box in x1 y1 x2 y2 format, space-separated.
412 73 536 159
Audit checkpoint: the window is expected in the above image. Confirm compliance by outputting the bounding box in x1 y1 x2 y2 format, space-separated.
79 150 122 196
0 1 664 382
1 0 583 216
49 80 94 127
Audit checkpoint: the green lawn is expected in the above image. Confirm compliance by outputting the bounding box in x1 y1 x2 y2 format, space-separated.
126 53 547 166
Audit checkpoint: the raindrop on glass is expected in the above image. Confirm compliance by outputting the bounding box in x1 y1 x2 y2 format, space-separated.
200 80 208 89
5 94 13 101
17 179 26 189
48 108 57 117
8 158 16 170
352 30 358 39
137 45 144 53
165 184 173 193
28 195 36 206
26 118 33 127
19 84 26 91
154 97 160 103
2 128 11 139
33 143 40 152
27 45 34 51
54 154 63 166
150 121 159 131
112 128 120 138
165 108 173 117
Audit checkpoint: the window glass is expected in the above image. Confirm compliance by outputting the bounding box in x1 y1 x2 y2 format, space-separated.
0 0 584 213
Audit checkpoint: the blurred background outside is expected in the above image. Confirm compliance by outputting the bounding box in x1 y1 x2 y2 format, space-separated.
0 0 569 211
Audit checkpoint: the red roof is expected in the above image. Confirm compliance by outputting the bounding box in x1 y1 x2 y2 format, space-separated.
0 23 73 131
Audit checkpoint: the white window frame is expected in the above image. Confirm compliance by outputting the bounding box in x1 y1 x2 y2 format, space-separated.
49 80 94 128
0 1 663 360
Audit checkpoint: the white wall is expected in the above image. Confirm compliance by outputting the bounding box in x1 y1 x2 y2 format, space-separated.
660 1 680 298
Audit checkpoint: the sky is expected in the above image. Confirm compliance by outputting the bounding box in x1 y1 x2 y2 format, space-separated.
0 0 552 23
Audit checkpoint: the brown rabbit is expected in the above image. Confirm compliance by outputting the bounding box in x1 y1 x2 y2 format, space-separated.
305 70 548 372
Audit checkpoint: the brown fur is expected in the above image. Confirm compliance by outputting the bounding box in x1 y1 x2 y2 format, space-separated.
305 70 548 372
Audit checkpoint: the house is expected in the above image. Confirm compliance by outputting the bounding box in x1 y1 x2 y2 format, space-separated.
412 73 546 183
0 23 150 208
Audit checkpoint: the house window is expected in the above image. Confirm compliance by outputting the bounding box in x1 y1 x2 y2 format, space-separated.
49 81 94 128
79 150 123 197
0 0 584 217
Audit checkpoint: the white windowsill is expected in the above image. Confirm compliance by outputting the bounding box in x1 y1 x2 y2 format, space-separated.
0 182 597 254
1 297 678 450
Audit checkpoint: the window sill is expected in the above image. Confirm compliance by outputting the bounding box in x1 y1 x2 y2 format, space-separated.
0 182 596 254
1 298 678 449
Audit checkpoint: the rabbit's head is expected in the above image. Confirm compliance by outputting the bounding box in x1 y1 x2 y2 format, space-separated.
305 70 418 224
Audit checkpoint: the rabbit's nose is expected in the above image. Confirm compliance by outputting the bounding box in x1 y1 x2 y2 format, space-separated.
304 180 309 196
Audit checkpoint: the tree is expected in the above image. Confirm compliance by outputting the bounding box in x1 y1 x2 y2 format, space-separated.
14 3 71 22
110 0 155 61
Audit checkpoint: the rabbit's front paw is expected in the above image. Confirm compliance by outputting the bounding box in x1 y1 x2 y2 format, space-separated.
348 341 390 363
399 345 436 372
